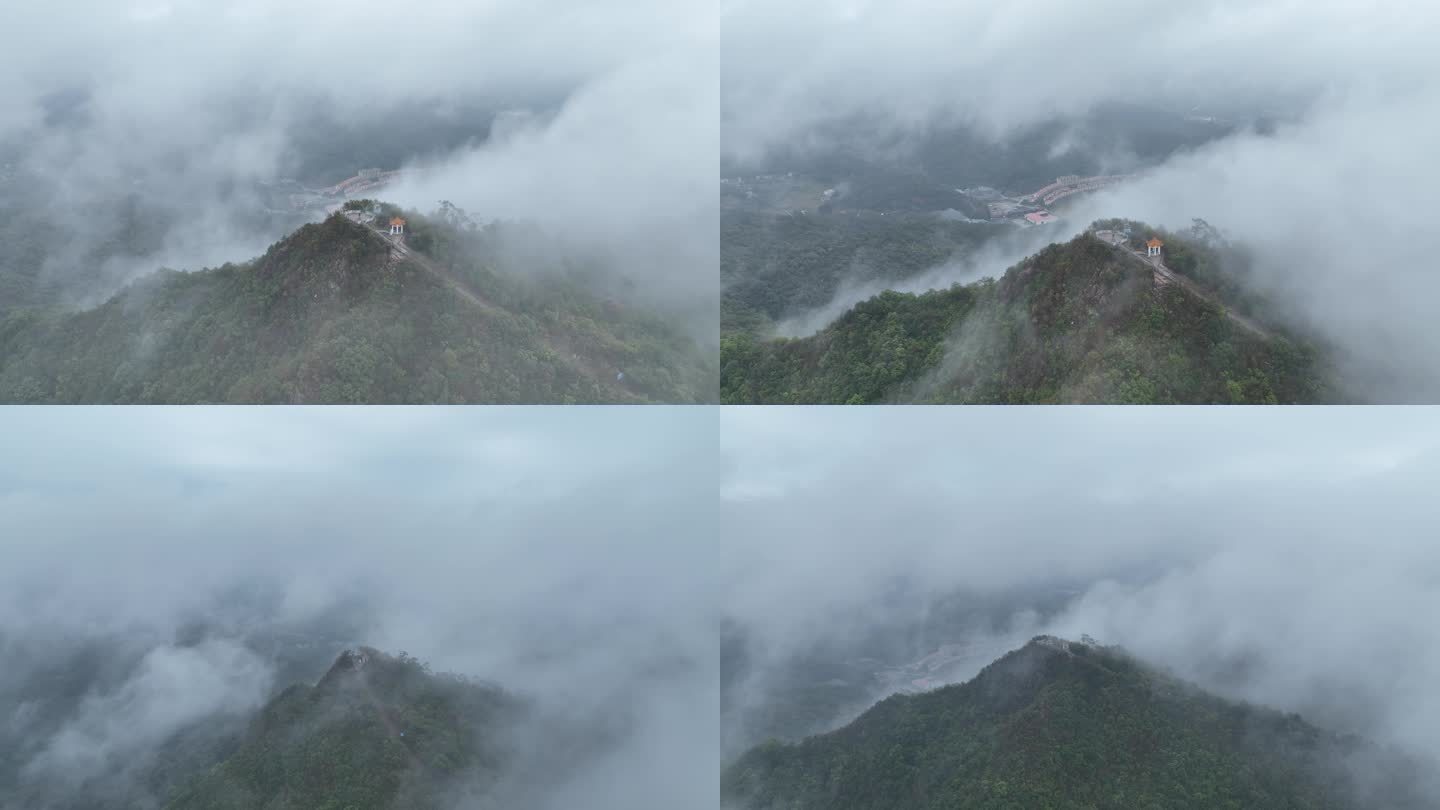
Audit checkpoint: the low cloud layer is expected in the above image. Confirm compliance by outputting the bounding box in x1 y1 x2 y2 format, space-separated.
771 225 1061 338
391 43 719 332
23 640 273 786
722 407 1440 767
0 408 716 810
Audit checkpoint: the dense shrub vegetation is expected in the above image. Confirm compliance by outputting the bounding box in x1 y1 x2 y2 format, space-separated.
723 639 1434 810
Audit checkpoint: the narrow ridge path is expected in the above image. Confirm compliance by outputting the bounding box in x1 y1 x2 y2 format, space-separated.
347 216 641 400
1103 239 1272 340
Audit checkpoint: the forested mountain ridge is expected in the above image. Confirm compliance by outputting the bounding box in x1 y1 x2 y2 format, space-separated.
722 226 1334 404
0 208 714 403
722 637 1436 810
165 648 523 810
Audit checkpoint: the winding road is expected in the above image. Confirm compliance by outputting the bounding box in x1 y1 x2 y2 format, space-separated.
371 225 501 315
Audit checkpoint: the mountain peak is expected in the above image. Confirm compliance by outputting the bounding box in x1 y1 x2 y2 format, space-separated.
250 214 393 300
725 638 1436 810
166 647 529 810
315 645 391 690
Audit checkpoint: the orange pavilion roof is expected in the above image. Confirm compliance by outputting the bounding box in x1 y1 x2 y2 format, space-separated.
390 217 406 226
1146 237 1164 248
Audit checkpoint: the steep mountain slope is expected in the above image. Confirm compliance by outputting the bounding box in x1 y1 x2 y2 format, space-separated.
165 648 524 810
722 231 1333 404
0 210 714 403
0 640 256 810
722 637 1435 810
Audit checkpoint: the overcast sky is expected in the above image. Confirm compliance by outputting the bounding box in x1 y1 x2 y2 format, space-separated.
723 406 1440 768
2 0 715 321
0 407 717 810
722 0 1440 399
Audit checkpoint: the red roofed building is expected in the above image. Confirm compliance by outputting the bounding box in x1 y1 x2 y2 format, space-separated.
389 217 406 236
1146 237 1164 258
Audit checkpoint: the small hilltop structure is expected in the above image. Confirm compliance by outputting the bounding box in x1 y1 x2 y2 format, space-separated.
389 217 407 237
1146 237 1164 258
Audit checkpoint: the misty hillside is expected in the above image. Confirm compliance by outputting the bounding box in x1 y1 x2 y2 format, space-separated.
0 639 259 810
0 603 372 810
0 208 714 403
165 648 523 810
722 637 1436 810
721 227 1333 404
0 187 298 317
721 585 1089 759
721 209 1011 335
0 89 561 318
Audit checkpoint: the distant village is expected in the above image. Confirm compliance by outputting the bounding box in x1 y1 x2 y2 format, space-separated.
259 167 406 216
722 171 1131 227
970 173 1131 227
